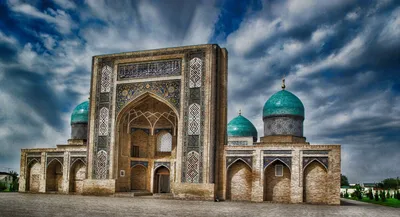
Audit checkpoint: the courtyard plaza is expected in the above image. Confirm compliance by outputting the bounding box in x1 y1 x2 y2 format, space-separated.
0 193 398 217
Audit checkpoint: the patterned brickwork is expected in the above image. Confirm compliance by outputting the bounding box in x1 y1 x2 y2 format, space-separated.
182 51 205 183
226 157 252 169
303 157 329 170
264 116 303 137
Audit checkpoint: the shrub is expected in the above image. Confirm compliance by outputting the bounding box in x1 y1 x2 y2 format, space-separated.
344 190 349 198
368 189 374 200
340 192 344 198
381 191 386 202
396 190 400 200
0 182 7 191
375 190 379 201
386 190 391 199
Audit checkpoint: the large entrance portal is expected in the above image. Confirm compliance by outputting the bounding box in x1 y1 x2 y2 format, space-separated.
115 93 177 192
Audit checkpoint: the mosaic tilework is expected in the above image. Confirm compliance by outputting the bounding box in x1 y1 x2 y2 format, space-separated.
70 157 87 166
154 162 170 170
131 128 151 135
227 141 248 146
226 150 253 155
263 157 292 170
47 157 63 166
303 157 329 170
118 59 181 80
154 128 172 135
96 150 108 179
27 157 41 166
182 52 205 183
303 150 330 155
226 156 252 169
264 116 303 137
188 103 200 135
93 60 114 179
101 65 112 93
264 150 292 155
186 151 200 183
131 161 148 168
46 152 64 156
116 80 180 113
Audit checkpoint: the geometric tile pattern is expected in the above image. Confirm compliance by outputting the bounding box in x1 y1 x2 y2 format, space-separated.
303 150 330 155
46 157 63 167
264 116 303 137
188 103 200 135
101 65 112 93
96 150 108 179
263 150 292 155
154 162 170 171
131 161 148 168
118 59 181 80
116 80 181 113
99 107 109 136
227 141 248 146
186 151 200 183
27 157 41 166
70 157 87 166
263 157 292 170
189 57 202 88
226 156 252 169
303 157 329 170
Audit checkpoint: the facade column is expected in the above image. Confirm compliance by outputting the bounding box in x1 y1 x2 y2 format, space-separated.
39 152 46 193
171 135 177 158
290 149 302 203
19 151 27 192
62 151 70 194
148 135 156 158
251 149 263 202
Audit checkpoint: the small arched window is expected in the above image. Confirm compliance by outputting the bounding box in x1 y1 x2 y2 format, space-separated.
157 132 172 152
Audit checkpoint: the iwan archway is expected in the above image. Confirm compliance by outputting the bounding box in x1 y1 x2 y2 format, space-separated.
114 93 178 193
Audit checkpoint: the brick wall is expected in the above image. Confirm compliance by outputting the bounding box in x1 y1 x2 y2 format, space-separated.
131 166 147 190
226 160 252 201
303 161 327 203
264 162 291 202
28 162 41 192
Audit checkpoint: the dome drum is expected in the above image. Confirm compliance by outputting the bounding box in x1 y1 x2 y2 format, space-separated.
71 123 88 140
264 116 303 137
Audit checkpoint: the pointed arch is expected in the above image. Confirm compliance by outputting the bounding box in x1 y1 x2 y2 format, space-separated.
264 158 291 172
47 158 63 168
131 164 147 190
303 158 328 172
154 165 170 193
227 158 252 171
303 161 328 203
226 159 252 201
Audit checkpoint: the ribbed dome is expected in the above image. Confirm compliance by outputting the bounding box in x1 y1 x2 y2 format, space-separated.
263 90 304 118
227 114 258 142
71 101 89 124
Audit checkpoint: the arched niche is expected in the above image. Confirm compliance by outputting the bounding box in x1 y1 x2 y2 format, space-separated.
303 160 328 204
226 159 252 201
46 159 63 192
264 160 291 202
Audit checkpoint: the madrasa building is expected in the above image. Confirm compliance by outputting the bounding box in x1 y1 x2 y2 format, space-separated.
18 44 341 204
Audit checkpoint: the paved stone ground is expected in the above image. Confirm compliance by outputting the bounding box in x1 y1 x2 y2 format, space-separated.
0 193 398 217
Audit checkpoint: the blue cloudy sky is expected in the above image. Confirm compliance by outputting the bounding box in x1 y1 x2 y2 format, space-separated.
0 0 399 183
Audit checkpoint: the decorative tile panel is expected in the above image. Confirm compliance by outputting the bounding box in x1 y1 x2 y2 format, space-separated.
264 150 292 155
70 157 87 166
27 157 41 166
227 141 248 146
118 59 181 80
264 116 303 137
303 150 330 155
96 150 108 179
99 107 109 136
101 65 112 93
131 128 151 135
303 157 329 170
189 57 202 88
154 128 172 135
47 157 63 166
186 151 200 183
263 157 292 170
188 103 200 135
116 80 180 113
226 156 252 169
131 161 148 168
154 162 170 170
226 150 253 155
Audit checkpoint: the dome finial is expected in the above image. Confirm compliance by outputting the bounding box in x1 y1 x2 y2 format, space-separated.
281 78 286 90
239 109 242 116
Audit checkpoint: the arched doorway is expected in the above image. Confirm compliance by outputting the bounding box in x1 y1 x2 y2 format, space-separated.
115 93 178 192
26 161 41 192
46 159 63 192
154 166 170 193
69 160 86 193
226 160 252 201
131 165 147 190
264 161 291 202
303 161 328 203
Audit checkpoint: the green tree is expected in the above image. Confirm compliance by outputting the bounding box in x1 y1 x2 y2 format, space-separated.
382 178 399 189
375 190 379 201
386 190 391 199
341 174 349 187
381 190 386 202
344 189 349 198
8 171 19 192
368 188 374 200
354 184 363 200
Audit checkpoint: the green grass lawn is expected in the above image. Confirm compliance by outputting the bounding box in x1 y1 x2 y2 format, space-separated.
348 197 400 208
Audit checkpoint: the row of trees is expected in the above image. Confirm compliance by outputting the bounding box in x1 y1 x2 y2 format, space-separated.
341 184 400 202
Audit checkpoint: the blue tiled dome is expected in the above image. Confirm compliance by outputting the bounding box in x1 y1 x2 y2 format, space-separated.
263 90 304 118
227 114 258 142
71 101 89 124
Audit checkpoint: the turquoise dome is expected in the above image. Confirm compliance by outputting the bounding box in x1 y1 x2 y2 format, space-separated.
227 114 258 142
71 101 89 124
263 90 304 117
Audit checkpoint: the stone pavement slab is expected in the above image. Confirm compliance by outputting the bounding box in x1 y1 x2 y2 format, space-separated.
0 193 398 217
